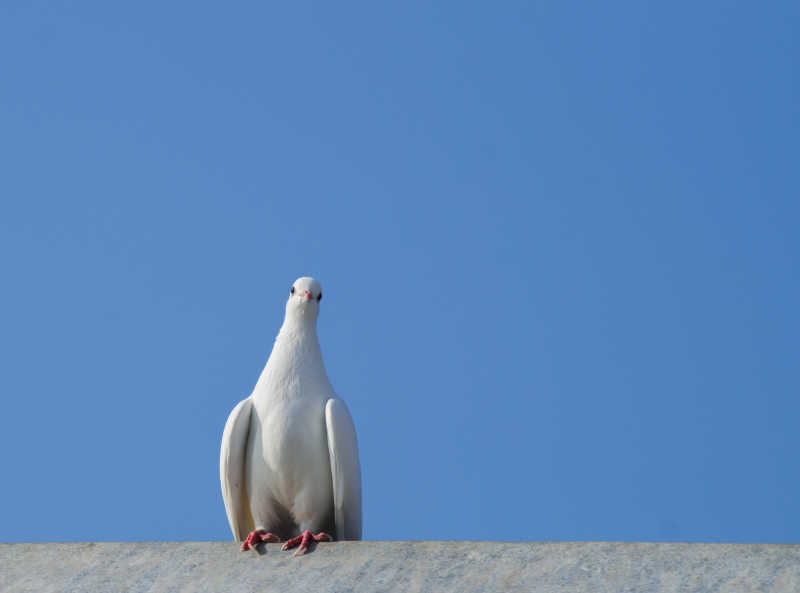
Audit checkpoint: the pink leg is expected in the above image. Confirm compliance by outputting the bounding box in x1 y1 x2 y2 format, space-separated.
241 529 282 551
281 529 332 555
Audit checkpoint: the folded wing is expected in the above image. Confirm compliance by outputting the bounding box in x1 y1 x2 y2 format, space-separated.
219 398 254 541
325 398 363 541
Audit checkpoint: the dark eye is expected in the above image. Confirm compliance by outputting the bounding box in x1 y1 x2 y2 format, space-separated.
290 286 295 295
317 292 322 302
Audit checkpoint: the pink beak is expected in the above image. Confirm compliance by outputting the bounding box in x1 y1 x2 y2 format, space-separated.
302 290 313 301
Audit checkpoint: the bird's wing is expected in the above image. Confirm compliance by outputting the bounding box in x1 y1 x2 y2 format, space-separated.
220 397 254 541
325 397 363 541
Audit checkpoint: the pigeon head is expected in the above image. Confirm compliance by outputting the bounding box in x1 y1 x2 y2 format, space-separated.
285 276 323 322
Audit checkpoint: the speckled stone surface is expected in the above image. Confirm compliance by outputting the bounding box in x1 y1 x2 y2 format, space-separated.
1 541 798 593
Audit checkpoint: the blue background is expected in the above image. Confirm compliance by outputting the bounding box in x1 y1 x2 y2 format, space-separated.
1 2 798 543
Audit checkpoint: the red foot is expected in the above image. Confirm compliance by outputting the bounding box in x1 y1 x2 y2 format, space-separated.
281 530 332 555
241 529 282 551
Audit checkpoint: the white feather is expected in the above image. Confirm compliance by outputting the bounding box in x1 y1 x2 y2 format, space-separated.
219 397 254 541
219 277 362 542
326 397 363 540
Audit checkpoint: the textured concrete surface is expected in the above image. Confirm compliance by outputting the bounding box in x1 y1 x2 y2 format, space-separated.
1 541 798 593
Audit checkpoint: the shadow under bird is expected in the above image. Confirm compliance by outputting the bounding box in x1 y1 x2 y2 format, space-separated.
220 277 362 554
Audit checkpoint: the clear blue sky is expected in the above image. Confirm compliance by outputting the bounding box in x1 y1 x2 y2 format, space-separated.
1 2 798 543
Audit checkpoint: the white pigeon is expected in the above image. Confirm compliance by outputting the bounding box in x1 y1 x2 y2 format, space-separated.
220 277 362 554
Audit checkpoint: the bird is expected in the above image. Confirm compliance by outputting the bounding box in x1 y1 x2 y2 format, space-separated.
220 276 362 554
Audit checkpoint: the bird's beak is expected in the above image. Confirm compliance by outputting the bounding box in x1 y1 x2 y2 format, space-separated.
302 290 313 301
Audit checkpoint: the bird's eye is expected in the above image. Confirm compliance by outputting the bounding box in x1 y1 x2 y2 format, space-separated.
290 286 295 295
317 292 322 302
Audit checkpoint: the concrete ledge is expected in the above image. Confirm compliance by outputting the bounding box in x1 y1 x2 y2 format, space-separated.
1 541 799 593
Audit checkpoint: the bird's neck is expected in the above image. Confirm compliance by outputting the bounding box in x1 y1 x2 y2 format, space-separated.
255 317 330 393
275 317 321 354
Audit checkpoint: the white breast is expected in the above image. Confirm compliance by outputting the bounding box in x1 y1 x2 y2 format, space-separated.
244 323 336 532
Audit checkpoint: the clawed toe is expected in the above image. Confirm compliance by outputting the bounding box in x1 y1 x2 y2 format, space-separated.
281 530 332 555
241 529 282 551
